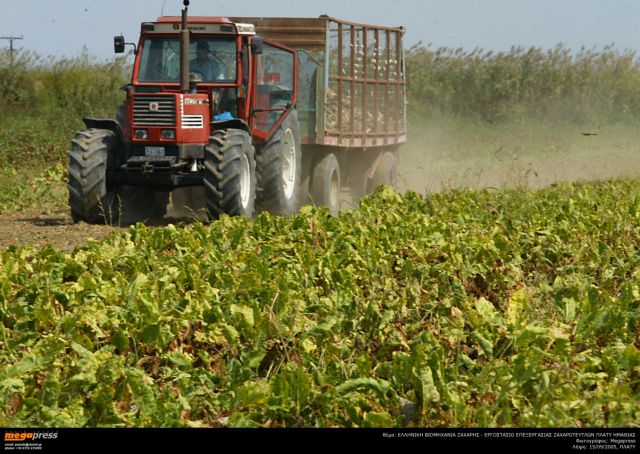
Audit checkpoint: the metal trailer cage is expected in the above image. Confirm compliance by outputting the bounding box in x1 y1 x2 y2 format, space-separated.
231 16 407 148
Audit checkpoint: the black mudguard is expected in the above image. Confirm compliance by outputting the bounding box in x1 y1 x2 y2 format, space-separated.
83 117 124 143
211 118 251 135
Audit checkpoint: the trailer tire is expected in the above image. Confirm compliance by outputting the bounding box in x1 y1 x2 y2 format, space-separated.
68 129 121 224
204 128 256 219
310 153 341 216
367 150 398 193
256 109 302 215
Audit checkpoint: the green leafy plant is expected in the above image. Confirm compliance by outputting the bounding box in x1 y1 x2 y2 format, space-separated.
0 182 638 427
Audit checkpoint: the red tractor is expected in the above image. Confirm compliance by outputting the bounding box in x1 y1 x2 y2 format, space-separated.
68 1 406 223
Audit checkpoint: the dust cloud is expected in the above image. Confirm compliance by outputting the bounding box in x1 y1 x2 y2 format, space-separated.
397 117 640 194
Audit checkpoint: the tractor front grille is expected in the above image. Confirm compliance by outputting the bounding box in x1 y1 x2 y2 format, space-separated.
133 95 176 126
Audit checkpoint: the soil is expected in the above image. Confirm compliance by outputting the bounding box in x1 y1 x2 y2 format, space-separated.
0 188 209 253
0 208 124 253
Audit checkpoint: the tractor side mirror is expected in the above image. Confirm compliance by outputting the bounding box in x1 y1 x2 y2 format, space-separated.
114 35 125 54
251 37 264 55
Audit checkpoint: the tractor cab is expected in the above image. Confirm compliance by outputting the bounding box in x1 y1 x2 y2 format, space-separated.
115 16 296 160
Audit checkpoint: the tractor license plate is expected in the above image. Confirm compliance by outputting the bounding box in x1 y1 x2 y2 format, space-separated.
145 146 165 157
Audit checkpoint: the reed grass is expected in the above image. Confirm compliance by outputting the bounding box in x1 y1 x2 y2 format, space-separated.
405 43 640 123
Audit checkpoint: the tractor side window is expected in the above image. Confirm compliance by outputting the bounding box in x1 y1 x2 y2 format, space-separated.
211 87 238 121
242 42 249 87
254 43 294 134
239 42 249 118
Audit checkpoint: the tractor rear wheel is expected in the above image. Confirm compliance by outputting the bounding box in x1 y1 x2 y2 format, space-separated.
203 128 256 219
310 153 341 216
68 129 121 224
256 109 302 216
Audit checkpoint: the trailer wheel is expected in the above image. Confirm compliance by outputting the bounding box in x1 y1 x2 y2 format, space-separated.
256 109 302 215
367 150 398 193
204 128 256 219
68 129 121 224
310 153 341 216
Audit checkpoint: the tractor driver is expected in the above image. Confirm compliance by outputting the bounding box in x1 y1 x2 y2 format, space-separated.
190 41 220 81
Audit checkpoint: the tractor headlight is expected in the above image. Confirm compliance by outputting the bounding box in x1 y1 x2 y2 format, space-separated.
134 129 148 140
161 129 175 140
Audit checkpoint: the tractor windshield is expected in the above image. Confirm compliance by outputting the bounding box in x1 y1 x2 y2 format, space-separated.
138 37 237 83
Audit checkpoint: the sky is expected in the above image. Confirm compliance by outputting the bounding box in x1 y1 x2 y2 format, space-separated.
1 0 640 59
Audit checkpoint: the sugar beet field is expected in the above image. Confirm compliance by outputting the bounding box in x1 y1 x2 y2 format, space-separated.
0 45 639 428
0 183 639 427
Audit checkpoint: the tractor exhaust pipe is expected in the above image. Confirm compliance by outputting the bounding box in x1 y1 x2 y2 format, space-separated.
180 0 190 92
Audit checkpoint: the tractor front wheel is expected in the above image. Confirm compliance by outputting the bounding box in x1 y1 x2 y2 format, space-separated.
203 128 256 219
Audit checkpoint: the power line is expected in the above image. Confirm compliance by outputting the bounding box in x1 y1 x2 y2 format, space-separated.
0 36 24 68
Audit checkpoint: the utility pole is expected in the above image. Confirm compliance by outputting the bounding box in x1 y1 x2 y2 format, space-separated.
0 36 24 68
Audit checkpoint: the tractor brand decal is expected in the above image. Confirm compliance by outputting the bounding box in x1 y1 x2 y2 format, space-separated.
179 95 204 129
184 98 208 105
148 102 160 112
146 23 235 35
172 24 207 31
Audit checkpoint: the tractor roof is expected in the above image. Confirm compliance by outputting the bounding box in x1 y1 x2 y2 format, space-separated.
142 16 255 35
156 16 233 24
